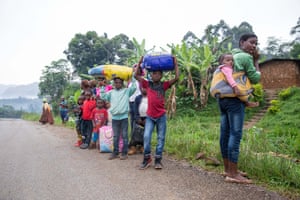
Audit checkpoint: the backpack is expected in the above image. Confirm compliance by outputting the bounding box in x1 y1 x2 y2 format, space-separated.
210 68 253 102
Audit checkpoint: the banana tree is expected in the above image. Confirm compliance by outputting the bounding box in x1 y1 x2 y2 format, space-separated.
126 37 155 66
195 45 214 108
169 42 200 104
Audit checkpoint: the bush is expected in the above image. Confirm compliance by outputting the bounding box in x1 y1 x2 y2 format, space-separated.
268 100 280 114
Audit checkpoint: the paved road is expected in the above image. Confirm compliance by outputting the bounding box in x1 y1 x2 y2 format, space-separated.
0 119 287 200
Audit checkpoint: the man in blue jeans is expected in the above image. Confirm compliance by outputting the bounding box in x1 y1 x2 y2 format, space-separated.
135 56 179 169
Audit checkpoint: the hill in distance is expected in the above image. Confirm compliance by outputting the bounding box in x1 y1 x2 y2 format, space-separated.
0 82 39 99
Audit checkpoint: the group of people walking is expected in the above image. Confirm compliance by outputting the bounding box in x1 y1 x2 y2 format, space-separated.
40 33 261 184
70 57 179 170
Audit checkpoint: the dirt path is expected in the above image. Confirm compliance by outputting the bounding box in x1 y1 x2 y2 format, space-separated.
0 119 287 200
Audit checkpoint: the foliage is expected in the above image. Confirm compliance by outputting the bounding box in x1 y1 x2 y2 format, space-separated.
252 83 264 103
166 87 300 198
263 37 291 58
290 43 300 59
268 100 280 114
169 21 260 110
30 18 300 198
200 20 255 50
0 105 24 118
241 88 300 198
23 87 300 198
39 59 71 115
259 87 300 156
22 112 40 121
0 98 42 113
64 31 136 75
268 87 298 115
290 17 300 42
278 86 294 100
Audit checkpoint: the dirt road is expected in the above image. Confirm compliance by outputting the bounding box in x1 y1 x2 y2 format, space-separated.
0 119 287 200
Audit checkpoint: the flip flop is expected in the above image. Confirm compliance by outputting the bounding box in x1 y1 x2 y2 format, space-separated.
225 176 253 184
221 170 248 177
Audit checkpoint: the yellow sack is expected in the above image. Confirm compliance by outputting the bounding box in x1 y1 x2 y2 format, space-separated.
210 69 253 102
89 65 133 81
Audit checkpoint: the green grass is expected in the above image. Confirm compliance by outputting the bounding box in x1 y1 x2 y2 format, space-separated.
164 87 300 199
23 87 300 199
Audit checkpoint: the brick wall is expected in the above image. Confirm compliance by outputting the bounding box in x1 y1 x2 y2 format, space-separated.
259 60 300 89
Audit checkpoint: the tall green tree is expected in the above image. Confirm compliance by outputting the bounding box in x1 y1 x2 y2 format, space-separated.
290 17 300 42
263 37 291 58
64 31 136 76
290 17 300 58
109 33 135 65
290 43 300 59
200 20 254 50
64 31 108 75
230 22 255 48
39 59 70 114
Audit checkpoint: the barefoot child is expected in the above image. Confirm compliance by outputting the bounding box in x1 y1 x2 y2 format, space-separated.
73 95 85 147
90 98 108 149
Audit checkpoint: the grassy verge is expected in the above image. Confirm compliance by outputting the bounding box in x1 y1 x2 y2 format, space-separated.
23 87 300 199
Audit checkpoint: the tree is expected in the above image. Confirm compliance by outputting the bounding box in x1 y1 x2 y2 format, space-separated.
263 37 291 58
290 43 300 59
290 17 300 42
230 22 255 48
39 59 70 115
290 17 300 58
201 20 232 48
0 105 23 118
64 31 136 76
171 20 255 109
64 31 108 75
108 34 135 65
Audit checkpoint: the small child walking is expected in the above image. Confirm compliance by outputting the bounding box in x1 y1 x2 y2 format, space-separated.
90 98 108 149
128 87 148 155
73 95 85 147
80 90 96 149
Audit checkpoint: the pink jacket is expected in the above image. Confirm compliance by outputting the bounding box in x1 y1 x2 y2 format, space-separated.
219 65 237 88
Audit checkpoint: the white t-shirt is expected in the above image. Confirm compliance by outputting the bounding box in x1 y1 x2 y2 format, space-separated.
129 81 141 102
139 96 148 117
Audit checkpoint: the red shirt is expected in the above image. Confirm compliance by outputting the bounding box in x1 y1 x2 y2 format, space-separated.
141 79 171 118
81 99 96 120
91 108 108 132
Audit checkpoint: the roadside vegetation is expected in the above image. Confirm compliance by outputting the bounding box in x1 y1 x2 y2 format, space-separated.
22 86 300 199
165 86 300 199
16 19 300 199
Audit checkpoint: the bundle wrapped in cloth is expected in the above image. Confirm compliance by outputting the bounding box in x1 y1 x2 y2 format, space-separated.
210 69 254 102
88 65 133 81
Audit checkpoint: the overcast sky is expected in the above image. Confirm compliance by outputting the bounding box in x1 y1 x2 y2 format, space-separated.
0 0 299 85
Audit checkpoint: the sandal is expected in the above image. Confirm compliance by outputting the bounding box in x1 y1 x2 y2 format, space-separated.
221 170 248 177
225 176 253 184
